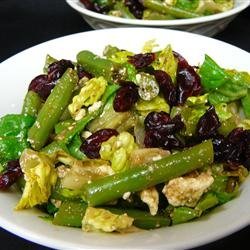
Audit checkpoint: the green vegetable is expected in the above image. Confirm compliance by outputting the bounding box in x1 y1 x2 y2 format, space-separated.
152 44 178 81
175 0 199 11
105 207 171 229
43 54 57 73
53 200 87 227
143 9 174 20
199 55 229 90
171 206 201 225
81 140 214 206
142 0 201 19
195 192 219 212
241 90 250 118
135 95 170 116
110 1 136 19
67 134 86 160
28 68 78 150
77 50 118 80
199 56 249 105
87 94 130 133
53 199 170 229
22 91 42 116
0 114 35 163
56 84 119 144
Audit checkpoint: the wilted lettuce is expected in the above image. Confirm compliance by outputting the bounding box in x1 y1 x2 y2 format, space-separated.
196 0 234 14
68 77 107 120
152 45 178 81
172 94 234 136
87 95 131 133
104 45 134 64
82 207 134 233
135 95 170 116
15 149 57 209
100 132 138 172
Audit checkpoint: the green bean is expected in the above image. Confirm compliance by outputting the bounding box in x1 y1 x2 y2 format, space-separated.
43 54 57 73
142 0 201 19
106 207 171 229
171 207 200 225
81 140 214 206
22 90 42 117
55 112 96 144
143 9 174 20
195 192 219 212
53 200 87 227
68 134 86 160
52 200 170 229
28 68 78 150
77 50 119 80
41 141 70 156
241 91 250 118
112 2 136 19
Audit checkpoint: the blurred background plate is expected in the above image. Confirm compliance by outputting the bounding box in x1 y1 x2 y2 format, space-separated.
65 0 250 36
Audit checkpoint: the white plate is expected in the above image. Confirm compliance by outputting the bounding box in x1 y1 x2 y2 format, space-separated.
0 28 250 250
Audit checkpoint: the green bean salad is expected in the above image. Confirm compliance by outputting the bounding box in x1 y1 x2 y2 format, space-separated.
0 41 249 233
80 0 234 20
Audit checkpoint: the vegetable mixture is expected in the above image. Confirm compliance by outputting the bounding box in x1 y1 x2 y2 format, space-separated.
80 0 234 20
0 40 249 233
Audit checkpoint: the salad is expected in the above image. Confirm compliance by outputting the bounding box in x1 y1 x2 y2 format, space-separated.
0 40 249 233
80 0 234 20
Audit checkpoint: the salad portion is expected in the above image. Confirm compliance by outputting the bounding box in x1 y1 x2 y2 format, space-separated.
80 0 234 20
0 40 249 233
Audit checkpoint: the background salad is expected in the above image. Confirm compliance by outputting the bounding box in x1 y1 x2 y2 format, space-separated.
80 0 234 20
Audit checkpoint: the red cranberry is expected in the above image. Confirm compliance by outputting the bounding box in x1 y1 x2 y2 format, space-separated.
0 160 23 190
128 53 156 69
81 129 118 159
113 82 139 112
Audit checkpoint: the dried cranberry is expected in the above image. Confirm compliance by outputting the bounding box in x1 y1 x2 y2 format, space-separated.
173 51 189 69
144 130 183 150
212 128 250 169
144 111 170 131
212 135 226 162
225 128 246 163
154 70 177 106
144 130 162 148
113 82 139 112
173 51 202 105
162 134 184 150
128 53 156 69
223 161 241 171
48 59 74 82
28 74 54 100
81 129 118 159
196 106 221 140
145 112 184 134
124 0 144 19
80 0 96 11
144 112 184 150
0 160 23 190
243 130 250 169
176 66 202 105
